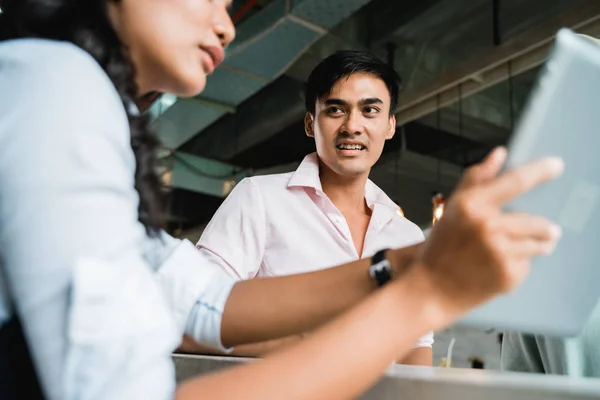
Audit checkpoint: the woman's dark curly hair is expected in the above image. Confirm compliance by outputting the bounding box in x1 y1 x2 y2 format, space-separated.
0 0 165 233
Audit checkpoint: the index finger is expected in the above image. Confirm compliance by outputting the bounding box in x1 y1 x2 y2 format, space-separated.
456 147 507 190
482 156 564 205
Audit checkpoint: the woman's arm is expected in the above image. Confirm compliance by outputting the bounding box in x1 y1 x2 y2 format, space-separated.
180 336 433 366
177 334 304 357
219 245 417 347
397 347 433 366
178 267 437 399
180 327 431 366
162 237 419 352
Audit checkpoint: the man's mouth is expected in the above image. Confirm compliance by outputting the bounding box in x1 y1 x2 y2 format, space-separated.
336 144 366 151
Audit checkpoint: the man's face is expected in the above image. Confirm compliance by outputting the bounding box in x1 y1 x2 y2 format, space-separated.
305 72 396 178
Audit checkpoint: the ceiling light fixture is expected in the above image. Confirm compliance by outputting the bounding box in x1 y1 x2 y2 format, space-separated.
432 192 445 225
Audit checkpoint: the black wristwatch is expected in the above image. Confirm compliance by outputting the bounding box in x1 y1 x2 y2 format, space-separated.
369 249 393 287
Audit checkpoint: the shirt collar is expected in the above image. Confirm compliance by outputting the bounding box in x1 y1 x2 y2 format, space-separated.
287 153 323 191
287 152 399 211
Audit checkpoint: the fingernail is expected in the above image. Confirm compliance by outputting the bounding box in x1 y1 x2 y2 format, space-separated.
548 157 565 174
493 146 507 160
549 223 562 239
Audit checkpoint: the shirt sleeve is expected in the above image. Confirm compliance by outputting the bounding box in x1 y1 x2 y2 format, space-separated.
0 40 228 400
196 178 267 280
147 232 236 351
413 331 434 348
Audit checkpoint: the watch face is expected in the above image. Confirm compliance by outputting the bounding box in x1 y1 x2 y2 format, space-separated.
370 260 392 286
372 260 389 273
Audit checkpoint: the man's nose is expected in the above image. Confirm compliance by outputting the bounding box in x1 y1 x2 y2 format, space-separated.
341 110 364 135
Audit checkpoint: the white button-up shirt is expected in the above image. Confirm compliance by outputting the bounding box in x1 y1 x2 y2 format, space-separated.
197 153 433 348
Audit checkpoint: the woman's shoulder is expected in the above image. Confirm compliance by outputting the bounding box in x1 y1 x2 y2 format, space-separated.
1 38 109 82
1 37 92 61
0 38 124 118
0 38 130 149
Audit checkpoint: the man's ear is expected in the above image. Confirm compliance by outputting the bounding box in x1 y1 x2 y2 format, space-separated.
304 113 315 138
386 114 396 140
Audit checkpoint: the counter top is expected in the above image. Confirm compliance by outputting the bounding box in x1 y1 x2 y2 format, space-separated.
173 354 600 399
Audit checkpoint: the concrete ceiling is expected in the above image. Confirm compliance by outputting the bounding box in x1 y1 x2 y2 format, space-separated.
164 0 600 232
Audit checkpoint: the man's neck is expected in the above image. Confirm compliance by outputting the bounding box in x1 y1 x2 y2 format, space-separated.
319 163 370 215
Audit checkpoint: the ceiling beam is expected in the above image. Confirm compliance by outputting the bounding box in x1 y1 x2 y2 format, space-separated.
363 0 446 47
160 152 250 198
395 0 600 125
179 76 306 160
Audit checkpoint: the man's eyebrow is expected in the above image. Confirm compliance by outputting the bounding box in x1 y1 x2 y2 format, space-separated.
322 98 384 107
323 98 349 107
359 98 383 105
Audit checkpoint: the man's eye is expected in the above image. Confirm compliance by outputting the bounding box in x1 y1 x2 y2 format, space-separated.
364 107 379 114
326 107 344 114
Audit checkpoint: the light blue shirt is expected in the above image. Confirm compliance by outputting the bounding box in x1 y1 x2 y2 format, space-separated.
0 38 235 399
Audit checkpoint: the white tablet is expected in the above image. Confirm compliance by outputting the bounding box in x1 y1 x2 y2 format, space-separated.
459 28 600 337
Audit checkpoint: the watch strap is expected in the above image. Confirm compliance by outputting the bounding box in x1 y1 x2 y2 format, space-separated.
369 248 392 287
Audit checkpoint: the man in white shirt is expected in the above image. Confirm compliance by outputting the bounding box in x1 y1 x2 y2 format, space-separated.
189 50 432 365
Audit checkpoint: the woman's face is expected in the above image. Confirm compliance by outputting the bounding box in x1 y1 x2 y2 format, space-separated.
108 0 235 97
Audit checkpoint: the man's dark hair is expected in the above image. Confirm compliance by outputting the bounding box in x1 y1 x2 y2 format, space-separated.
304 50 402 116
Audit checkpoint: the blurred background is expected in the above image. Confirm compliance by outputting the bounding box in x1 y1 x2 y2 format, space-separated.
145 0 600 369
